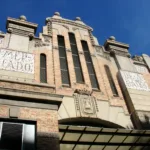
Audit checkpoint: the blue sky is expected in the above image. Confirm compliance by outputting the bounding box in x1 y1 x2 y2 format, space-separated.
0 0 150 56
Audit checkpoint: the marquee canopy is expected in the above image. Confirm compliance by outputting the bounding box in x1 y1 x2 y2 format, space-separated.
59 125 150 150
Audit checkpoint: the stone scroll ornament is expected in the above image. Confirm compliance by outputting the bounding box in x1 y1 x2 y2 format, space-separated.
120 70 150 91
0 49 34 74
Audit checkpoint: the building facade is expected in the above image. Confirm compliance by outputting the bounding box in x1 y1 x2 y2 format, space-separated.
0 12 150 150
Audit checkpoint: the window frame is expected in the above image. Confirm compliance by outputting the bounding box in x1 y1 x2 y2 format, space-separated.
69 33 84 83
81 40 99 89
0 119 36 150
58 35 70 86
40 53 47 83
104 65 119 96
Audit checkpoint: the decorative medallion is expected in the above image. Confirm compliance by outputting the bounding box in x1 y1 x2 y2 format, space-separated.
74 93 98 117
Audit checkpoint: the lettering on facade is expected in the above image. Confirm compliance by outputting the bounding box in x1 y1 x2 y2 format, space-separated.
121 71 149 91
134 65 149 74
0 49 34 74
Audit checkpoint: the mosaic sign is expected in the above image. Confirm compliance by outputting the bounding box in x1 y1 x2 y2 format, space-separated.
0 49 34 74
120 71 149 91
134 65 149 74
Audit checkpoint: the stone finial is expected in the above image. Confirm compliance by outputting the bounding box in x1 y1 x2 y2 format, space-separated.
54 12 60 16
19 15 27 21
76 17 81 21
46 17 51 22
109 36 116 41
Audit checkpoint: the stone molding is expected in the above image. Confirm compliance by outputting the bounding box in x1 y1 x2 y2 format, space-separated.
74 88 92 95
48 18 93 31
7 17 38 28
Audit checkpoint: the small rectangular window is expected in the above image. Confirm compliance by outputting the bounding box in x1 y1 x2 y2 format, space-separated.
40 54 47 83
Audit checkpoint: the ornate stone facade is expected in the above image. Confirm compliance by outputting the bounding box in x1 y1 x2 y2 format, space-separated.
0 13 150 150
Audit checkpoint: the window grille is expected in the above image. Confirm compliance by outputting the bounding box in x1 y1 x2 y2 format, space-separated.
104 65 118 96
58 36 70 85
40 54 47 83
81 40 99 89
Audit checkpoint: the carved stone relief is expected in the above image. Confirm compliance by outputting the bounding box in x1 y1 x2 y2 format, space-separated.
34 39 50 47
43 35 51 43
74 93 98 117
120 70 150 91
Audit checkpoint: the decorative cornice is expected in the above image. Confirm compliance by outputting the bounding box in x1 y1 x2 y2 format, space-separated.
7 17 38 28
104 39 129 49
49 18 93 31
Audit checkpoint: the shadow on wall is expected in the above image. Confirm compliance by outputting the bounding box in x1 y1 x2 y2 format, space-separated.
140 115 150 130
127 115 150 130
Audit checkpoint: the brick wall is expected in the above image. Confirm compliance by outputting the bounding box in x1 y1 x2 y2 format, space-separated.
0 105 60 150
49 22 128 113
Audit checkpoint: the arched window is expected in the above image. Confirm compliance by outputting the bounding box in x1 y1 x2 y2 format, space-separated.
69 33 84 83
104 65 118 96
81 40 99 89
57 35 70 85
40 54 47 83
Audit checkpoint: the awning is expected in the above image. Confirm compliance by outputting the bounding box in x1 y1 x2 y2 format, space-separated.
59 125 150 150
